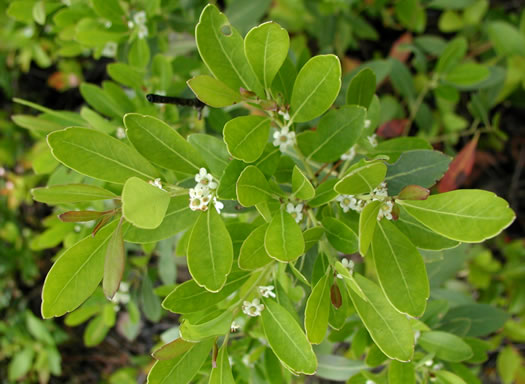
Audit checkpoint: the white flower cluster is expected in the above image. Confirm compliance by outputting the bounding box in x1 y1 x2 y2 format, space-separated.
128 11 148 38
189 168 223 214
149 178 164 191
242 298 264 317
273 127 295 152
286 203 303 223
337 258 355 279
341 145 356 161
367 134 378 147
336 182 394 221
102 42 118 58
111 282 130 310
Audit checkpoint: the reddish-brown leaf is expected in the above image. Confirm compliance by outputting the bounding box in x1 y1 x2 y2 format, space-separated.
389 33 413 63
377 119 408 138
438 135 479 192
330 283 342 309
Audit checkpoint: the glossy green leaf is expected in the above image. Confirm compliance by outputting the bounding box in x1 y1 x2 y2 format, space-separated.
370 137 432 163
124 113 206 174
359 200 381 256
92 0 124 23
180 310 233 342
497 346 521 384
31 184 116 204
244 21 290 89
238 224 273 270
487 21 525 57
122 177 170 230
347 274 414 362
103 220 125 299
434 371 468 384
195 4 264 96
322 217 358 254
444 63 490 87
128 37 150 68
209 345 235 384
152 338 194 361
290 55 342 123
346 68 376 108
223 116 271 163
188 134 230 177
141 271 162 322
41 221 118 318
304 272 331 344
335 160 387 195
440 303 509 337
162 272 249 313
261 299 317 374
371 220 429 317
217 160 246 200
292 166 315 200
187 75 242 108
395 0 426 32
309 179 338 207
147 339 214 384
107 63 144 89
435 37 467 74
397 190 515 242
418 331 473 362
303 227 324 252
47 127 158 184
265 209 305 262
385 150 451 195
297 106 365 163
388 361 416 384
316 355 368 381
236 165 274 207
187 208 233 292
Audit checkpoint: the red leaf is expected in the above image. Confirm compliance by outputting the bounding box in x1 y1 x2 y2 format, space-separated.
377 119 408 138
389 33 412 63
438 135 479 192
330 283 342 309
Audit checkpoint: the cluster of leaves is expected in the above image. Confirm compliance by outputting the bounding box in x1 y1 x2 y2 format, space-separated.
4 0 525 383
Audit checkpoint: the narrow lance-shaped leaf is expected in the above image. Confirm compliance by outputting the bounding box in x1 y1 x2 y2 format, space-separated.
103 218 125 299
47 127 158 184
292 165 315 200
370 220 429 317
304 271 331 344
244 21 290 89
264 208 305 262
290 55 342 123
187 208 234 292
261 298 317 375
347 274 414 362
124 113 206 174
397 190 515 242
223 116 271 163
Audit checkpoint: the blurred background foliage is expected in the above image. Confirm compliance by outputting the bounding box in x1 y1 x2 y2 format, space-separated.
0 0 524 382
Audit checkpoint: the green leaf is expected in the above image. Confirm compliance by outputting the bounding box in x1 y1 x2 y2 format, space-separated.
162 272 249 314
346 68 376 108
347 274 414 362
309 179 338 207
12 115 63 136
124 113 206 174
187 75 242 108
359 200 381 256
395 0 426 32
152 338 194 360
322 217 358 254
335 160 387 195
187 208 233 292
316 355 368 381
31 184 117 204
223 116 271 163
304 272 331 344
429 0 476 9
370 137 432 163
103 220 125 299
236 165 274 207
122 177 170 230
41 221 118 318
292 166 315 200
124 196 198 244
8 347 34 381
487 21 525 57
297 105 365 163
209 345 235 384
390 59 416 101
371 220 429 317
92 0 124 23
225 0 272 35
434 371 468 384
188 134 230 177
245 22 290 89
261 298 317 374
497 346 521 384
435 37 468 74
47 127 159 184
445 63 490 87
128 38 150 69
79 83 125 120
290 55 342 123
397 190 515 242
107 63 144 89
238 224 273 270
385 150 451 195
147 339 214 384
304 227 324 252
264 209 305 262
217 160 246 200
180 310 233 342
141 271 162 322
440 303 509 337
388 361 416 384
418 331 473 362
195 4 264 96
32 1 45 24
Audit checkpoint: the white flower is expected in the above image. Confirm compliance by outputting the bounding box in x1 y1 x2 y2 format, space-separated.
365 381 376 384
272 127 295 152
133 11 147 25
432 363 443 371
115 126 126 139
149 178 164 190
367 134 378 147
242 298 264 317
371 182 388 200
101 42 117 59
213 197 224 214
195 168 217 189
104 20 112 28
341 258 354 272
119 282 130 293
425 359 434 367
364 119 371 129
230 321 240 332
22 27 34 38
74 225 81 233
278 110 290 121
127 21 134 29
377 200 394 221
341 146 356 161
286 203 303 223
111 283 131 305
258 285 276 298
336 194 355 213
189 186 209 211
138 24 148 39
